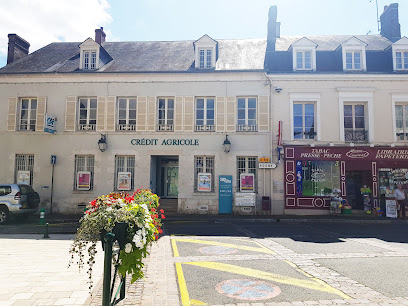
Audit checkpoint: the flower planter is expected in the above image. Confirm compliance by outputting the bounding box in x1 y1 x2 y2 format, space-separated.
100 222 128 251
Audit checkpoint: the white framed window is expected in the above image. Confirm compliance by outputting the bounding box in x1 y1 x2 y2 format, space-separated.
341 37 367 71
83 51 97 70
395 104 408 141
157 97 174 131
296 51 312 70
195 97 215 131
345 51 362 70
194 156 215 192
74 155 94 191
237 157 257 192
18 98 37 131
117 98 137 131
78 97 97 131
199 48 213 69
344 104 367 142
395 51 408 70
15 154 34 185
114 156 135 190
293 103 316 140
237 97 257 132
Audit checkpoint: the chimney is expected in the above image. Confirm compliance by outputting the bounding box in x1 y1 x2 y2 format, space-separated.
266 6 278 52
380 3 401 42
7 34 30 65
95 27 106 45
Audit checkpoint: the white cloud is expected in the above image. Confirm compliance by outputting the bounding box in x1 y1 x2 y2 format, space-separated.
0 0 113 62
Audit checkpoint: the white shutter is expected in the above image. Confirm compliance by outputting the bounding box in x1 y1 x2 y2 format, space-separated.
137 96 147 131
258 96 269 132
96 96 106 131
226 96 236 132
174 96 183 131
216 96 225 132
184 96 194 131
7 97 18 131
65 96 77 131
106 96 116 131
36 97 47 132
147 96 156 131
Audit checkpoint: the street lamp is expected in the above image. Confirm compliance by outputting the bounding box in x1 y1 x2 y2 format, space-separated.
223 135 231 154
98 134 107 152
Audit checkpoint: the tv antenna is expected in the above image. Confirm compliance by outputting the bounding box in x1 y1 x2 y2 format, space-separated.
369 0 381 32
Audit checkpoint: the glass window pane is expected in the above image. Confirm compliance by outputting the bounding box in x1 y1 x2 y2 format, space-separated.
90 99 97 108
119 110 126 119
294 115 303 127
305 115 314 128
293 104 303 116
80 99 87 108
248 98 256 108
344 105 353 116
168 99 174 109
344 117 353 128
119 99 127 109
206 109 214 119
196 110 204 119
207 120 214 126
21 109 28 119
346 53 352 69
196 99 204 109
294 127 303 139
304 104 314 116
248 109 256 119
238 98 245 109
296 52 303 68
354 105 364 116
304 52 311 68
129 110 136 119
80 110 87 119
207 98 214 109
404 52 408 69
90 110 97 119
129 99 137 109
159 99 165 109
167 110 174 120
355 116 365 129
21 99 29 109
238 109 245 120
31 100 37 109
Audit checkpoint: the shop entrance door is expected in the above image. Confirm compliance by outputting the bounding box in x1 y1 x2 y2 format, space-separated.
346 171 370 209
161 164 178 198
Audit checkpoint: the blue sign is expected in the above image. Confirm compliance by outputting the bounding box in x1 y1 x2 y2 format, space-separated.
296 161 303 196
219 175 233 214
44 114 56 134
51 155 57 165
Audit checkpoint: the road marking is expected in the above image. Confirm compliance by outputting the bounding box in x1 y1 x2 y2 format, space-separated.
176 263 191 306
190 299 206 305
184 261 351 299
171 236 180 257
216 279 281 301
173 238 276 254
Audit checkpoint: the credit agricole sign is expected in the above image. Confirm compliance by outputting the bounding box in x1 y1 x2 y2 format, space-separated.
131 138 199 146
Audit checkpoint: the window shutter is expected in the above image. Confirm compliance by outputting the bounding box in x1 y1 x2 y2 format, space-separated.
137 96 147 131
184 96 194 131
96 96 106 131
175 96 183 131
258 95 269 132
226 96 236 132
106 96 116 131
216 96 225 132
7 97 18 131
36 97 47 132
65 96 77 131
147 96 156 131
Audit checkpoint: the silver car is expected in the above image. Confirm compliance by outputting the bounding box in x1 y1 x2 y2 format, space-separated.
0 184 40 224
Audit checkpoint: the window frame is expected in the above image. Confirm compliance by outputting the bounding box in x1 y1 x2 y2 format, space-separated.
392 95 408 142
194 156 215 192
296 50 312 70
78 97 97 131
15 154 34 185
18 98 37 131
157 97 174 131
293 102 316 140
343 103 368 142
289 94 321 141
195 97 215 132
236 156 257 192
198 47 213 69
74 155 95 191
114 155 135 191
237 96 257 132
117 97 137 131
395 50 408 71
345 50 362 70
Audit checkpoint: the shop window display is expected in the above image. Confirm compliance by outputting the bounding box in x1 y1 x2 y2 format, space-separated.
296 161 341 196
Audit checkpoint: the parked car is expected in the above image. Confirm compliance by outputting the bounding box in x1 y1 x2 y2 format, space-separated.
0 184 40 224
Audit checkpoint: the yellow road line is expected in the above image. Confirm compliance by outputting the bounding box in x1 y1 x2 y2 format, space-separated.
175 263 191 306
184 261 350 299
190 299 207 305
173 238 275 254
171 237 180 257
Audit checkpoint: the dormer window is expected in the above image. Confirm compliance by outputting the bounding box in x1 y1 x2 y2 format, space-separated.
341 37 367 72
290 38 317 72
199 48 212 69
83 51 97 70
194 34 217 69
392 37 408 71
79 38 100 70
345 51 361 70
296 51 312 70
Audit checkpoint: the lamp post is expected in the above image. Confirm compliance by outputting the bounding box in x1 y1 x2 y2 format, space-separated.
98 134 107 152
223 135 231 153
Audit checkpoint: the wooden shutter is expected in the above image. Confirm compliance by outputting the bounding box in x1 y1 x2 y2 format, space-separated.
184 96 194 131
147 96 156 131
106 96 116 131
137 96 147 131
96 96 106 131
36 97 47 132
258 95 269 132
174 96 183 131
216 96 225 132
226 96 236 132
65 96 77 131
7 97 18 131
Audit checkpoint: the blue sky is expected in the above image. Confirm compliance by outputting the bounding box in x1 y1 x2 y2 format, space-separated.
0 0 407 67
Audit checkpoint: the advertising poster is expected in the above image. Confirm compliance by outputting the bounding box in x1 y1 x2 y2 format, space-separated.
296 161 303 196
44 113 56 134
77 171 91 190
198 173 211 192
219 175 233 213
240 173 254 192
386 200 397 218
117 172 132 190
17 171 30 185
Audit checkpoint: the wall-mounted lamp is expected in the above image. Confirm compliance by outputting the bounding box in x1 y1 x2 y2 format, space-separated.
274 87 282 93
98 134 107 152
223 135 231 154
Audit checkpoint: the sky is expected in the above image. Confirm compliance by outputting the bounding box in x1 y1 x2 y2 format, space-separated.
0 0 407 68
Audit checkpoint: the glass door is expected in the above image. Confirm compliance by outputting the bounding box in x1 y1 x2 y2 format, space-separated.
166 166 178 198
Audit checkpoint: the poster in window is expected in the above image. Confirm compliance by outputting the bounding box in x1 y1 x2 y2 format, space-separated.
198 173 211 192
386 200 397 218
240 173 254 192
17 171 30 185
77 171 91 190
117 172 132 191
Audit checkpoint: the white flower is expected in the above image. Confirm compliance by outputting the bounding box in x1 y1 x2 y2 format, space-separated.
106 207 112 212
125 243 132 253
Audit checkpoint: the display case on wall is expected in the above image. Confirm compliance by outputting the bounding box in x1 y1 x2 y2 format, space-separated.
378 168 408 208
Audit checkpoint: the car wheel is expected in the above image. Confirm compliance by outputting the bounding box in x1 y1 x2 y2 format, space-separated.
0 206 9 225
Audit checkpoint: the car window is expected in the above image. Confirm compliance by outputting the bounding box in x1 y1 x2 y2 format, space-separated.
18 185 34 195
0 185 12 196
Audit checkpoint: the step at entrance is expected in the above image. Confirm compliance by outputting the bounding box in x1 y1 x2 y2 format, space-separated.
159 198 178 215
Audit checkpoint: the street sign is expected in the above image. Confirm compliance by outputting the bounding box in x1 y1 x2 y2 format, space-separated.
259 157 270 163
259 163 276 169
44 113 56 134
51 155 57 164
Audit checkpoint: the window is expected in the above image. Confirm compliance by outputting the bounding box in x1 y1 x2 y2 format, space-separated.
158 98 174 131
78 97 97 131
344 104 367 142
117 98 137 131
114 156 135 190
296 51 312 70
15 154 34 185
195 97 215 131
83 51 97 70
237 157 257 192
74 155 94 191
293 103 315 139
237 97 257 131
0 186 12 196
395 104 408 140
199 48 213 69
396 51 408 70
18 98 37 131
194 156 215 192
345 51 361 70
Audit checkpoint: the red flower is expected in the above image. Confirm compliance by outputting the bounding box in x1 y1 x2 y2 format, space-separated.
151 208 156 212
159 209 164 214
158 228 163 234
90 199 97 207
161 214 166 219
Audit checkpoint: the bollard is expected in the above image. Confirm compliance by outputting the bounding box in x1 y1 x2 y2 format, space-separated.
43 223 50 239
102 233 115 306
39 208 45 225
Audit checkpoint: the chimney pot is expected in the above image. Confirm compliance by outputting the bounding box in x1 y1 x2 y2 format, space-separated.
7 34 30 65
380 3 401 42
95 27 106 45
